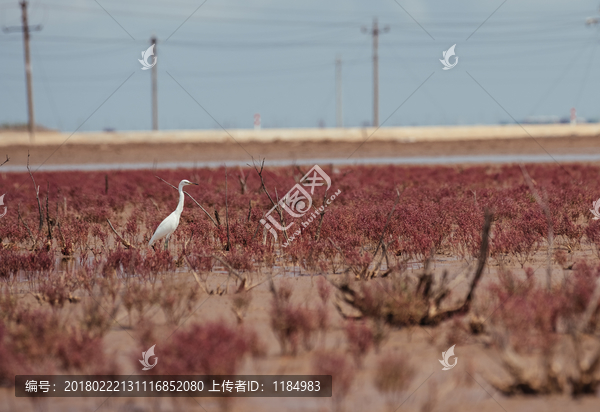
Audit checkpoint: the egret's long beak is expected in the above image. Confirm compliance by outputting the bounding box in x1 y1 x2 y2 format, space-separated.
190 182 198 185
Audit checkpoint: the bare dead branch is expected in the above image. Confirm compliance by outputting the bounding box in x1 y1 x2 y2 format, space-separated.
210 254 245 282
225 167 231 251
45 182 52 248
373 188 402 259
183 255 209 294
331 209 494 327
427 209 493 323
578 276 600 333
155 175 218 227
56 220 67 252
314 190 328 242
193 253 268 293
462 208 493 308
486 322 600 396
293 164 307 182
18 204 35 247
149 198 160 212
238 166 247 194
0 155 9 167
252 158 289 241
369 240 393 279
243 276 273 292
520 164 553 289
106 218 135 249
252 210 267 242
252 158 278 208
26 152 43 232
327 238 350 269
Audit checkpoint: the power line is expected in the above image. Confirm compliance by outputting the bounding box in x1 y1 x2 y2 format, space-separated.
36 2 590 30
0 32 590 50
31 41 63 130
0 57 371 82
39 2 367 28
574 41 598 108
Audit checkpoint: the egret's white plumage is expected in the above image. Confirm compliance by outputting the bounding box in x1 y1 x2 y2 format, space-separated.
149 179 198 248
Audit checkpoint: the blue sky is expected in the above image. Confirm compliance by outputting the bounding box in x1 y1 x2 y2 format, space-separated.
1 0 600 131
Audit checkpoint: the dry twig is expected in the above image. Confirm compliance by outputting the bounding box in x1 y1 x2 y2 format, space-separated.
210 254 245 282
332 209 494 326
155 175 218 227
520 164 553 289
238 166 247 194
183 255 210 294
251 158 289 241
18 204 35 247
26 152 44 232
314 190 328 242
225 167 231 251
106 218 135 249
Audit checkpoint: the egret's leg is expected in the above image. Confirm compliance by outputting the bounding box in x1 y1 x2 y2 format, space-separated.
164 236 169 251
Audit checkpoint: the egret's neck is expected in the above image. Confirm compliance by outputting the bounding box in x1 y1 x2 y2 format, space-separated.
176 184 185 214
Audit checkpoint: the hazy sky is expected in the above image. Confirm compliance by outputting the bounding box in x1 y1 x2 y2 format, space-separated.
1 0 600 131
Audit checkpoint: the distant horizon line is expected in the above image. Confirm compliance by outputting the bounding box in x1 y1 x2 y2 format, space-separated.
3 120 600 134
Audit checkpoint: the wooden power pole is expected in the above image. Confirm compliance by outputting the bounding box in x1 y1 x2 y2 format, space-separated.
362 18 388 128
21 1 36 141
3 1 42 143
151 36 158 130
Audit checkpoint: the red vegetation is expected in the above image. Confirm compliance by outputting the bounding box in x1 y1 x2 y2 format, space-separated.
0 307 118 385
484 262 600 395
373 351 415 396
269 281 317 355
487 261 600 354
146 321 264 375
0 164 594 277
312 350 355 407
344 320 374 364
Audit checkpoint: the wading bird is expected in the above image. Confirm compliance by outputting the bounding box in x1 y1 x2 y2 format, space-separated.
149 179 198 249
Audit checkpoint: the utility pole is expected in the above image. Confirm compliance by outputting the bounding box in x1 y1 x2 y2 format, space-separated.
150 36 158 130
335 56 342 128
362 18 389 128
20 1 36 141
3 1 42 143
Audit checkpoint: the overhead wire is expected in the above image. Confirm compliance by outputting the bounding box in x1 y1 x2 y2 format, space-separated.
573 41 598 108
32 1 594 31
30 41 64 130
2 1 600 129
528 41 594 115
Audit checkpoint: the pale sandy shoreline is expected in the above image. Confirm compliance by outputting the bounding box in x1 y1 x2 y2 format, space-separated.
1 124 599 171
2 123 600 146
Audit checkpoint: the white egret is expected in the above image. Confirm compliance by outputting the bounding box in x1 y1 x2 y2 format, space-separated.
149 179 198 249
